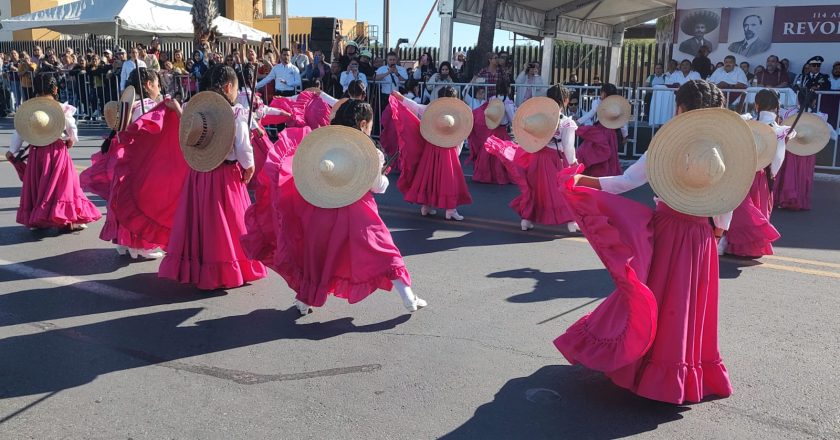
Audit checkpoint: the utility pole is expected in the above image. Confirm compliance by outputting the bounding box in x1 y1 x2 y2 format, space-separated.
280 0 289 48
383 0 390 51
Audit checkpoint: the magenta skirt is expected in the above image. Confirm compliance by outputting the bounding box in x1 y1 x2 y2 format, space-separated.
159 163 267 290
554 170 732 405
17 140 101 228
726 171 780 257
80 148 115 201
773 151 815 211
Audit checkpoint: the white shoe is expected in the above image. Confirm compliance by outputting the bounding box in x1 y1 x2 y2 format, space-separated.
139 248 165 259
420 205 437 216
294 300 313 316
520 219 534 231
127 248 140 259
717 236 728 256
403 296 428 312
115 245 129 256
566 222 580 233
69 223 87 231
445 209 464 221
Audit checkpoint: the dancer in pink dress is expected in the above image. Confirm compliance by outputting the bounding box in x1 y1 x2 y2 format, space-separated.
773 104 832 210
466 79 516 184
97 69 182 259
484 86 580 232
575 84 627 178
721 89 790 257
9 72 101 231
555 80 757 405
159 65 267 290
245 100 427 315
390 87 473 221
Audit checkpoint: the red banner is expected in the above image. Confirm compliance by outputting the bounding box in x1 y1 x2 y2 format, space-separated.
773 6 840 42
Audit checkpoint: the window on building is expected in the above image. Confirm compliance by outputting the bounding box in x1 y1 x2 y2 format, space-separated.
264 0 281 18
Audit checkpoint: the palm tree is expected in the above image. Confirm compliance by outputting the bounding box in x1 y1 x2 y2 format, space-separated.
191 0 219 52
468 0 500 79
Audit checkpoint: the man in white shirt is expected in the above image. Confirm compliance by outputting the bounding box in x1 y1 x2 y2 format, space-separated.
830 61 840 90
120 46 147 91
374 52 408 96
255 47 301 97
667 59 701 87
708 55 748 107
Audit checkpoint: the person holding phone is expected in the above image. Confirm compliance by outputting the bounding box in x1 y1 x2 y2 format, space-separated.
514 61 546 106
340 58 367 94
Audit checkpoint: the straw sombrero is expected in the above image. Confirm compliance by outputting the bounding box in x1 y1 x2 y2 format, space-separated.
512 97 561 153
646 108 756 217
103 101 121 131
485 98 506 129
116 86 135 132
330 97 349 121
179 91 235 172
782 113 830 156
420 97 474 147
596 95 632 129
292 125 380 208
745 120 778 171
14 97 65 146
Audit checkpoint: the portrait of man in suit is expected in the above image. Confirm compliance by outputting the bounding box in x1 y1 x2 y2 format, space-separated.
678 10 720 56
728 15 772 57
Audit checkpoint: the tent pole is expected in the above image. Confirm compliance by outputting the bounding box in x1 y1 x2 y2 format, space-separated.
114 18 120 47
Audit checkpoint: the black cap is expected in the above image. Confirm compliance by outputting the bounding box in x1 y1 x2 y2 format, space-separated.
807 56 824 64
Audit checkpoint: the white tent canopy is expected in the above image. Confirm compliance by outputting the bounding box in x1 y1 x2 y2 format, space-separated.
0 0 271 43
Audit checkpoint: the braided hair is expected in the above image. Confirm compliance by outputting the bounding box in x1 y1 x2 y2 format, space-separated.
33 71 59 99
546 84 571 112
675 79 725 112
201 64 238 104
437 85 458 99
332 99 373 129
754 88 780 113
126 67 158 99
600 83 619 98
347 79 367 100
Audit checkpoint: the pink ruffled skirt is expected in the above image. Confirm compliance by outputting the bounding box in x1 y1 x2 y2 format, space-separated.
159 163 267 290
773 151 815 211
726 171 780 257
17 140 101 228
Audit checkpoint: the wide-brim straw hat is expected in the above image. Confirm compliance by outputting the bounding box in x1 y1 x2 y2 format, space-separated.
485 98 505 129
745 120 778 171
14 97 65 146
293 125 380 208
103 101 121 131
782 113 830 156
117 86 136 132
597 95 631 129
512 97 561 153
680 9 720 35
330 97 349 121
179 91 235 172
646 108 756 217
420 97 474 147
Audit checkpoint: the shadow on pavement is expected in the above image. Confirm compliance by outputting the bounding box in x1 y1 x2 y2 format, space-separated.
487 268 612 303
441 365 688 440
0 187 20 199
0 248 133 282
391 224 554 257
0 307 411 398
0 272 222 327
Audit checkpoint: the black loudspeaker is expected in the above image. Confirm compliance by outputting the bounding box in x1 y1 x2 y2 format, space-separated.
309 39 334 61
311 17 338 42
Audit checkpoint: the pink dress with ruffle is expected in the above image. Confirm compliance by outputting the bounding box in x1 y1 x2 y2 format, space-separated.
390 96 472 209
483 134 575 225
467 102 514 184
108 103 190 249
576 123 621 177
554 166 732 405
726 171 780 257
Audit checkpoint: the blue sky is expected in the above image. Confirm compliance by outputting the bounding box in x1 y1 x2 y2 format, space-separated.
288 0 521 48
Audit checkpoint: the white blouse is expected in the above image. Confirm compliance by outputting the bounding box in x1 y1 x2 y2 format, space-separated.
10 102 78 153
546 115 577 164
228 104 255 169
599 153 732 229
371 149 389 194
743 111 792 177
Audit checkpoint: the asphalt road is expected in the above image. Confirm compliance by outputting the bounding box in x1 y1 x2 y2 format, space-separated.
1 124 839 439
